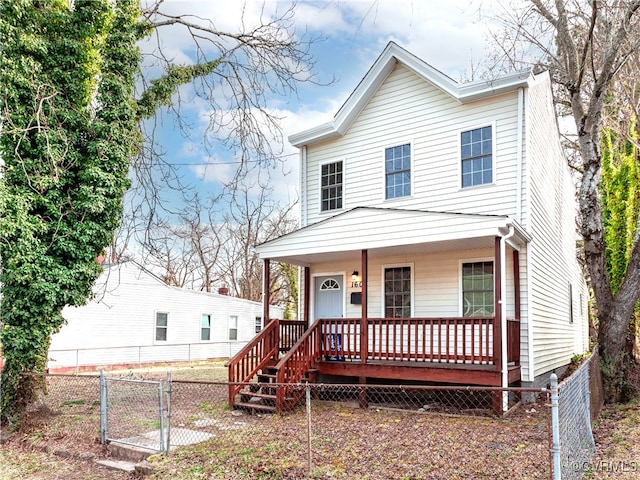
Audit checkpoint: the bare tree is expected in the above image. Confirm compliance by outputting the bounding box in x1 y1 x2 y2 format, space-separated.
218 181 298 303
493 0 640 401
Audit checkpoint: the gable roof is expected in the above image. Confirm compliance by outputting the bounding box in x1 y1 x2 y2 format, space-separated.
289 41 534 147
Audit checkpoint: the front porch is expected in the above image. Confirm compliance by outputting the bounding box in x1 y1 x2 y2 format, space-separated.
228 208 528 414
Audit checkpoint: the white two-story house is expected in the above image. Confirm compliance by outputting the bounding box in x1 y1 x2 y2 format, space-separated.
227 42 589 414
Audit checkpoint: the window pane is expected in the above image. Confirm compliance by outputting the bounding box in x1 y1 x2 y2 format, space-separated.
156 327 167 341
384 266 411 318
461 127 492 187
462 262 494 317
385 144 411 199
321 161 343 211
156 313 167 327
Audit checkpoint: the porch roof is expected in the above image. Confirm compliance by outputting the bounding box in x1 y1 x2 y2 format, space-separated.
255 207 530 266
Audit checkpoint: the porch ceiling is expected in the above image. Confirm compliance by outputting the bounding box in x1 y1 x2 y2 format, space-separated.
256 207 529 266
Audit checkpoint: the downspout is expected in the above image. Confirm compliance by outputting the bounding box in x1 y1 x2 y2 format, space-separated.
516 87 524 221
300 145 308 227
500 224 516 412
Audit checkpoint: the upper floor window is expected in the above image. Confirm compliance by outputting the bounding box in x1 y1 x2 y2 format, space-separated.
384 266 411 318
385 144 411 199
321 161 343 211
461 126 492 188
462 261 494 316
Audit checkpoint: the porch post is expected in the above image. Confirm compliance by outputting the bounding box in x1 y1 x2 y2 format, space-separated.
360 249 368 364
513 250 521 321
263 258 270 323
304 266 310 329
493 238 502 371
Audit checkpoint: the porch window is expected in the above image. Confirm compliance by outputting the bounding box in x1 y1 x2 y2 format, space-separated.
155 312 168 341
385 144 411 199
321 161 343 211
462 262 494 316
255 316 262 333
461 126 492 187
229 315 238 341
201 314 211 341
384 266 411 318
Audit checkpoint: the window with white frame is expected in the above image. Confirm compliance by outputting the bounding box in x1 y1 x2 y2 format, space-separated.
201 314 211 341
229 315 238 341
321 161 343 211
384 266 411 318
462 261 494 316
255 316 262 333
155 312 168 341
461 126 492 187
385 144 411 199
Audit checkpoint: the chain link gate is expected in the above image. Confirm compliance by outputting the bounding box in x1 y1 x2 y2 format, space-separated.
100 371 171 453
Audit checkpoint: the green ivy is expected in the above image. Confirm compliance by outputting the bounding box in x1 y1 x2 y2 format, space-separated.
0 0 143 425
0 0 225 426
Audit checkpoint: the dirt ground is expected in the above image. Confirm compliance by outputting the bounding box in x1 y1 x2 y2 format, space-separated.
0 362 638 479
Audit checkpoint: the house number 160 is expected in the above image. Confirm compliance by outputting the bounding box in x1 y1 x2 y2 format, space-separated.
351 281 362 288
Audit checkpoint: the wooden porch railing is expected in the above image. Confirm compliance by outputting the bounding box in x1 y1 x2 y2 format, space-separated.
226 320 279 407
278 320 307 354
320 317 498 364
226 319 307 409
275 319 322 412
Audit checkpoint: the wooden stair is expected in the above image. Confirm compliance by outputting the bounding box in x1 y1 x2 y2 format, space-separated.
233 366 319 414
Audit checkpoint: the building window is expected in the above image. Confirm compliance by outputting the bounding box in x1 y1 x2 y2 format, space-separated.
384 266 411 318
201 314 211 341
321 161 343 211
255 316 262 333
155 312 168 341
569 283 574 323
385 144 411 199
229 315 238 341
461 126 492 187
462 262 494 316
320 278 340 291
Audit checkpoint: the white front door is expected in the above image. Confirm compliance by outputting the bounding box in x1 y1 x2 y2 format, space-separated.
314 275 343 320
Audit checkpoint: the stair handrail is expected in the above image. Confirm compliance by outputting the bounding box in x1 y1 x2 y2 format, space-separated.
226 319 279 407
274 318 322 412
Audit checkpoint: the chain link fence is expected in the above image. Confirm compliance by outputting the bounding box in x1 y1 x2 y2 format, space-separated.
1 352 603 479
551 349 604 480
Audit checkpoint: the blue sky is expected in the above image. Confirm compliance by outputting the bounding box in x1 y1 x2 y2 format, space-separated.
143 0 505 209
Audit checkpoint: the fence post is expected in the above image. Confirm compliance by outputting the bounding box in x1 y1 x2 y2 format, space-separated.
550 373 561 480
165 371 172 455
306 383 312 474
158 378 165 453
100 370 108 444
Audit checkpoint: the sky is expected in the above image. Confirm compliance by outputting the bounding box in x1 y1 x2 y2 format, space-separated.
142 0 510 210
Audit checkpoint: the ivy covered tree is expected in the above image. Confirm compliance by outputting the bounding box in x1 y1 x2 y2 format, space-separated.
0 0 316 425
600 123 640 367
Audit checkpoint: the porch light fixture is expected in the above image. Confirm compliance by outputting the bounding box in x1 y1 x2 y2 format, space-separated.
352 271 359 280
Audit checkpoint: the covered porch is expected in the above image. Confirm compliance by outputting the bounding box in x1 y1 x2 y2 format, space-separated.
228 208 529 413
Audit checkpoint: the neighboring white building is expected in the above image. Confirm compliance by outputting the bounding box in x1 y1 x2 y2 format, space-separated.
248 42 589 397
48 261 283 373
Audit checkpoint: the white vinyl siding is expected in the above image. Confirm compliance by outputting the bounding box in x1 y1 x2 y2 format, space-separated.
49 262 283 371
302 64 520 227
526 77 588 378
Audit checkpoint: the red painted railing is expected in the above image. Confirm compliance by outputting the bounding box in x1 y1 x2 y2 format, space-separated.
320 317 498 364
275 319 322 412
226 320 279 407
